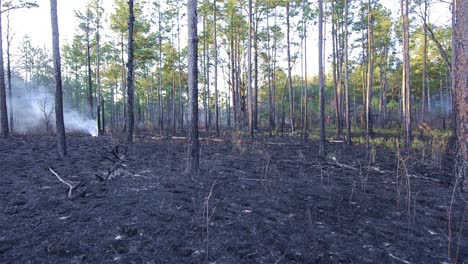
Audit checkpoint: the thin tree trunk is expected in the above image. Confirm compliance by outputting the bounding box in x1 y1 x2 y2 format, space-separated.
50 0 67 156
86 8 94 120
6 11 13 133
126 0 135 144
254 6 259 130
402 0 412 147
177 10 183 130
172 72 176 134
202 14 208 131
422 0 428 123
187 0 199 173
345 0 351 144
0 3 8 137
286 1 294 133
318 0 326 156
248 0 254 140
121 34 127 132
96 0 102 135
101 98 105 133
213 0 219 137
267 8 273 137
332 1 339 138
366 0 374 151
303 0 308 141
158 8 164 133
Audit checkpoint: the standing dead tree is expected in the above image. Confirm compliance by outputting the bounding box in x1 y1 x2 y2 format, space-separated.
38 97 53 133
50 0 67 157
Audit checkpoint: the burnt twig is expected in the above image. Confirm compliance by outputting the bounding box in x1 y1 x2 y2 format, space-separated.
48 167 76 199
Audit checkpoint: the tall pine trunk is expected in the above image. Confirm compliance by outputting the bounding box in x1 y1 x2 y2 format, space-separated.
86 8 94 120
50 0 67 156
344 0 351 144
402 0 411 147
286 2 294 133
213 0 219 137
0 3 9 137
96 0 102 135
187 0 199 173
248 0 254 140
421 0 428 123
318 0 326 156
6 12 13 133
126 0 135 144
366 0 374 150
454 0 468 191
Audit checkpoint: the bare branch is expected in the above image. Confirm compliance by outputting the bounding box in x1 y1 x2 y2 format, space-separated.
48 167 75 199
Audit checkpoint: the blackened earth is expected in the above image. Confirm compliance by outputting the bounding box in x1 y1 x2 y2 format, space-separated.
0 134 466 263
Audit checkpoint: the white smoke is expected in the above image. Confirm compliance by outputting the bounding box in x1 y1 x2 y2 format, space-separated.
9 85 97 136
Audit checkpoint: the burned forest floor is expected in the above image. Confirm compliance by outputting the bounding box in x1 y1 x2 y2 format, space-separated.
0 133 466 264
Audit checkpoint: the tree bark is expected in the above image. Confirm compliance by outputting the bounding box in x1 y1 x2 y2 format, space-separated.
187 0 199 173
248 0 254 140
50 0 67 156
177 9 184 130
0 2 9 137
96 0 102 135
402 0 412 148
318 0 326 156
126 0 135 144
213 0 219 137
158 6 164 134
366 0 374 150
6 11 13 133
344 0 351 144
85 7 94 120
286 1 294 133
422 0 428 123
454 0 467 191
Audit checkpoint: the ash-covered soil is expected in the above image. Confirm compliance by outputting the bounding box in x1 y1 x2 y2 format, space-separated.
0 134 466 263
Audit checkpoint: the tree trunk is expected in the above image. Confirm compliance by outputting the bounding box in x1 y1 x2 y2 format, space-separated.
254 6 259 130
0 3 9 137
286 1 294 133
422 0 428 123
187 0 199 173
172 72 176 134
86 8 94 120
50 0 67 156
344 0 351 144
121 34 127 132
318 0 326 156
202 15 208 131
126 0 135 144
6 12 13 133
267 9 273 137
303 0 308 140
248 0 254 140
96 0 102 135
177 10 184 130
402 0 412 147
332 1 340 139
158 7 164 134
454 0 468 191
213 0 219 137
366 0 374 150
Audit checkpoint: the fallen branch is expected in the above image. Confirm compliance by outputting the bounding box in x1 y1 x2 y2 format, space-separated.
387 251 412 264
48 167 76 199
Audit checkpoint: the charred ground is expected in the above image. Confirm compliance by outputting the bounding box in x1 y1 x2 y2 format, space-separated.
0 134 466 263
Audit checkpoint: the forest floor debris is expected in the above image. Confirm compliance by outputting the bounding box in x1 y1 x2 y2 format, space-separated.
0 134 466 263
